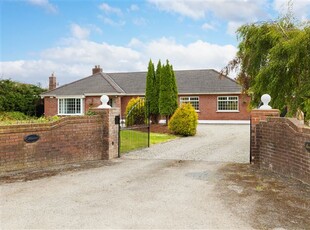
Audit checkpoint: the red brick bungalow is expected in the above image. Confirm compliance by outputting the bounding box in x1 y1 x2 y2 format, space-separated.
41 66 250 122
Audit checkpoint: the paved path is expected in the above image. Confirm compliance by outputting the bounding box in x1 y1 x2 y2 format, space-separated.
124 124 250 163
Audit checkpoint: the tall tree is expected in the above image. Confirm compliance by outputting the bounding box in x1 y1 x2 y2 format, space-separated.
170 63 178 112
145 59 155 120
152 60 162 123
0 79 46 116
222 13 310 122
159 60 178 124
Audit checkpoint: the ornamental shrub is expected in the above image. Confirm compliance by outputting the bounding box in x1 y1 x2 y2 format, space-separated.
168 103 198 136
125 97 145 126
0 111 30 121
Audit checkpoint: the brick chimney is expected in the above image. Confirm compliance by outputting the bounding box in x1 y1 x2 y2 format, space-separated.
92 65 102 75
49 73 57 90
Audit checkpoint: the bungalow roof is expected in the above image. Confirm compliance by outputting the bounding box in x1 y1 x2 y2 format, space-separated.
41 69 242 97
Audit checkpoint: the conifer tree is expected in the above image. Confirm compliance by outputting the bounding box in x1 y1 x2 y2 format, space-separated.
159 60 178 124
152 60 161 123
170 64 178 113
145 59 155 119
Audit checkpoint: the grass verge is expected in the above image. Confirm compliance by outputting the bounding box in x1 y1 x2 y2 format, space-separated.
120 130 177 154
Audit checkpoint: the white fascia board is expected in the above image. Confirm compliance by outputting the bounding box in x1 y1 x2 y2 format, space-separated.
41 94 57 98
122 93 145 96
159 119 250 124
56 95 85 99
83 93 125 96
198 120 250 124
178 92 241 95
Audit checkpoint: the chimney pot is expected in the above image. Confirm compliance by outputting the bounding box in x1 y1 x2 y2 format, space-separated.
92 65 103 75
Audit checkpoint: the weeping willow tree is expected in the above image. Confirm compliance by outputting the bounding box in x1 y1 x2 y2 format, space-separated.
222 13 310 121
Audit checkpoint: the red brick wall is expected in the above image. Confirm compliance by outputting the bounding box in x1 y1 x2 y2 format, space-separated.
181 94 250 120
44 97 57 116
119 94 250 120
85 96 101 112
43 95 148 118
251 110 310 184
44 96 121 116
0 108 120 173
85 96 121 112
250 109 281 164
44 94 250 120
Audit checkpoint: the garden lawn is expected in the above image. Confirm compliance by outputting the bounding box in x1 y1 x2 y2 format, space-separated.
120 130 177 154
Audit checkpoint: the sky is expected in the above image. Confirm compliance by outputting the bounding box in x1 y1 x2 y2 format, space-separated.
1 0 310 88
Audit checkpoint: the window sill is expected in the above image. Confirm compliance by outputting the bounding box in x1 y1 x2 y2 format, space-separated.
216 110 239 113
58 113 84 116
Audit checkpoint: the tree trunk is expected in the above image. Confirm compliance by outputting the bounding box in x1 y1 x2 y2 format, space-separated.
165 115 169 126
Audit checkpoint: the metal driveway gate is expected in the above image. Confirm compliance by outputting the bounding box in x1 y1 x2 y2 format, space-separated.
117 99 150 156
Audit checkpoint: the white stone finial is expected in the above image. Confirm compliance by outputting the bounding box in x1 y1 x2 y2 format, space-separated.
259 94 272 110
97 95 111 109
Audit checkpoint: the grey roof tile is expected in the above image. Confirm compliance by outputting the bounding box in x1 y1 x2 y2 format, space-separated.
41 69 241 96
41 73 123 96
174 69 241 94
108 69 241 94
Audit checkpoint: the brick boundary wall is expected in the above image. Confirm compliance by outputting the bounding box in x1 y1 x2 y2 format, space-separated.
0 108 120 173
250 109 280 164
251 109 310 184
91 108 119 160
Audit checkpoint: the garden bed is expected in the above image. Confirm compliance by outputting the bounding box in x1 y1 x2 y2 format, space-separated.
150 124 171 134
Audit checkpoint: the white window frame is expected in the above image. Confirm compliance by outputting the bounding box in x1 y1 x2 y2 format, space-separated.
58 97 84 115
180 96 200 111
217 96 239 112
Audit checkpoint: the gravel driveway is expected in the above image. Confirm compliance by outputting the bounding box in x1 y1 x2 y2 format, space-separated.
1 159 254 229
1 124 308 229
123 124 250 162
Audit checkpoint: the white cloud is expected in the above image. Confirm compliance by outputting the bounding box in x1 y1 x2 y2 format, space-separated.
88 24 103 34
100 17 126 26
143 38 237 71
128 38 145 48
99 3 122 16
0 37 237 86
227 21 244 36
273 0 310 20
149 0 268 21
202 23 215 30
129 4 139 11
70 24 90 40
148 0 269 35
148 0 206 20
133 17 147 26
212 0 268 22
27 0 57 13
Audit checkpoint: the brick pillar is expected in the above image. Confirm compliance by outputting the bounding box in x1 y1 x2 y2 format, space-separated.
90 107 120 160
250 109 280 164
